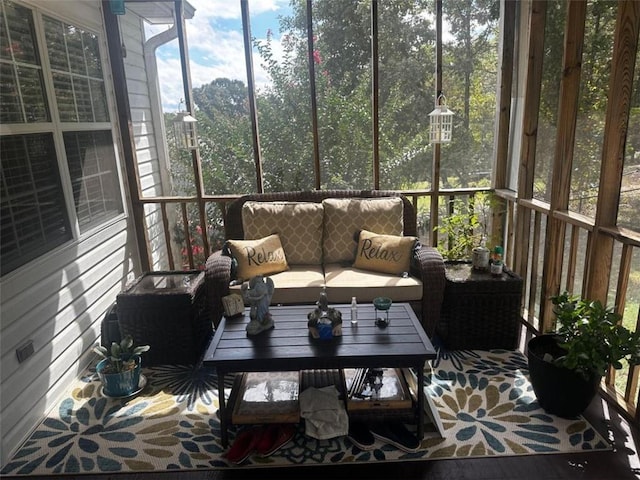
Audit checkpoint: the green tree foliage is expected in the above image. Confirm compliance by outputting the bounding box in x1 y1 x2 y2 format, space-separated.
167 80 254 266
435 191 494 260
377 1 436 189
569 0 617 216
192 78 256 194
255 1 376 189
536 0 623 217
533 0 566 202
254 28 316 191
440 0 499 188
255 0 451 190
178 0 498 194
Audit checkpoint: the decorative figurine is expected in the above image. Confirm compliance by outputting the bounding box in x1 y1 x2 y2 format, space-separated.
307 287 343 339
241 275 275 336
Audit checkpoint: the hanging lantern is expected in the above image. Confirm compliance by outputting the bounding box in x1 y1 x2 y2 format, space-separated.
173 111 198 150
428 94 454 144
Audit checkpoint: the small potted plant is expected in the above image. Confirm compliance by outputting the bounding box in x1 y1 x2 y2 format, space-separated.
435 191 493 265
94 335 150 397
527 291 640 418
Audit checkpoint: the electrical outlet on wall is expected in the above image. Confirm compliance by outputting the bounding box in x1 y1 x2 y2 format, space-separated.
16 340 35 363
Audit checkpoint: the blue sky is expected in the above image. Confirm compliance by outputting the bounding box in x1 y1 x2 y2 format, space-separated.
147 0 292 112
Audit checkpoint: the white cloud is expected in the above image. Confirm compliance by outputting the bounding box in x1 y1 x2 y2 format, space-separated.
153 0 289 111
156 55 185 111
188 0 285 19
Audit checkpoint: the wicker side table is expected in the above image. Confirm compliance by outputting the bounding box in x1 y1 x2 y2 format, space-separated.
436 262 523 350
117 271 212 366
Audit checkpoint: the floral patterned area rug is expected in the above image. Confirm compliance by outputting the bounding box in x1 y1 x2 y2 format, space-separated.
1 349 611 475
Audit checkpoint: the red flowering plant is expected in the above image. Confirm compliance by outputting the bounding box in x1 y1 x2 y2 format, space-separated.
174 222 208 270
173 222 201 269
172 216 226 270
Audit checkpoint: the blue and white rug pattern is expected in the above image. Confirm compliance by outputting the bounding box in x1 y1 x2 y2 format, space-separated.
1 349 611 475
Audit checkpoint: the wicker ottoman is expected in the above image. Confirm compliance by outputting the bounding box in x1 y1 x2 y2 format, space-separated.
436 262 523 350
116 270 212 366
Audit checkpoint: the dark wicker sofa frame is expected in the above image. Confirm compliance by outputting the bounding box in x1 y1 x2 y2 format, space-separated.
204 190 446 336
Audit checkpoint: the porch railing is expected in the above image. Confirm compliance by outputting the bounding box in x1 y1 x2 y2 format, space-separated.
139 187 640 424
497 190 640 423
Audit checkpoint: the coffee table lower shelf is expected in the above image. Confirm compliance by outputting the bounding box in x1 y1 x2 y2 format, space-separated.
224 367 421 431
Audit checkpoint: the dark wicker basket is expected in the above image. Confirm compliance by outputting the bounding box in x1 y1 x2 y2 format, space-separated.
116 271 212 366
436 261 523 350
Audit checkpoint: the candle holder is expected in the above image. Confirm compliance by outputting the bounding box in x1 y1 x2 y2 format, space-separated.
373 296 392 328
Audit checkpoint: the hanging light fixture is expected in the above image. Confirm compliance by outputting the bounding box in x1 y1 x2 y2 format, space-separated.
173 101 198 150
428 94 454 144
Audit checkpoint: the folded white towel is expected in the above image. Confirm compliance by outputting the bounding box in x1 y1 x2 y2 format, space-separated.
299 385 348 440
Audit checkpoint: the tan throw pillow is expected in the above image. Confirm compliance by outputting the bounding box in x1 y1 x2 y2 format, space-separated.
226 234 289 280
242 201 324 265
322 197 404 264
353 230 416 275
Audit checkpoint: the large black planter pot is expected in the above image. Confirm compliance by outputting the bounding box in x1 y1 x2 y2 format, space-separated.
527 334 601 418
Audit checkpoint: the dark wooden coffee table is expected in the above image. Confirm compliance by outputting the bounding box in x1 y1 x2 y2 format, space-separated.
202 302 437 447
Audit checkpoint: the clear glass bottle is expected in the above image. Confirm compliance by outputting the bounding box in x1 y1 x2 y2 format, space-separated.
350 297 358 326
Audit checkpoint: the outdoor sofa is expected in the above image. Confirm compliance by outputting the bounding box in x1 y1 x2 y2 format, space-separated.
204 190 446 335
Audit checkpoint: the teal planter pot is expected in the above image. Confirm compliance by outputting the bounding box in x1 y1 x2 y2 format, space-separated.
96 355 141 397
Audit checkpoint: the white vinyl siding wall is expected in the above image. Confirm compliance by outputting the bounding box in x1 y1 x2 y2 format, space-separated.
0 0 153 464
120 12 171 271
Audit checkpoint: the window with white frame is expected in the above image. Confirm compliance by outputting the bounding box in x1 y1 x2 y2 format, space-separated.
0 0 123 276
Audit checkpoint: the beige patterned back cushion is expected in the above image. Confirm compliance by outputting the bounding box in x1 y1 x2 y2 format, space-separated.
322 197 404 264
242 201 324 265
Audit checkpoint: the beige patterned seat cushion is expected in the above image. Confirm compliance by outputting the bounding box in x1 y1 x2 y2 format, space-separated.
229 265 325 304
324 263 422 303
322 197 404 264
242 201 324 265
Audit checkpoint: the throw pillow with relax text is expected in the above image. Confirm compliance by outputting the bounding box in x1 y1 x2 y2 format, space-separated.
322 197 404 264
353 229 416 275
226 234 289 280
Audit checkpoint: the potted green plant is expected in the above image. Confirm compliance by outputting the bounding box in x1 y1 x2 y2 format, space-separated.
527 291 640 418
94 335 150 397
435 192 493 265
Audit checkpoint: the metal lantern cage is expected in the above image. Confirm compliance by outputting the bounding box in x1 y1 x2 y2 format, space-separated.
428 94 454 144
173 111 198 150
